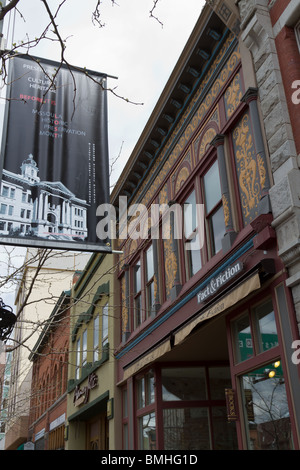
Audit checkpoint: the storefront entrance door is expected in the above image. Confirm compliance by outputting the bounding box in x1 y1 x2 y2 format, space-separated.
87 414 109 450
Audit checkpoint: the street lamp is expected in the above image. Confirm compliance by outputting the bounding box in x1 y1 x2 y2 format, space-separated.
0 298 16 341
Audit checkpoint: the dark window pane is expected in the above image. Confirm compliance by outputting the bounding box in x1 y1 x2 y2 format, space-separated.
162 367 207 401
210 205 225 254
163 408 210 450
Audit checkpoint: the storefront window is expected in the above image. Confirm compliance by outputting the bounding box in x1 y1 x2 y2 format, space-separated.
163 408 210 450
146 370 155 405
137 377 145 408
139 412 156 450
123 389 128 418
240 361 293 450
232 299 279 364
162 367 207 401
253 299 278 353
123 423 129 450
208 367 232 400
211 407 238 450
232 312 253 363
137 370 155 408
122 388 129 449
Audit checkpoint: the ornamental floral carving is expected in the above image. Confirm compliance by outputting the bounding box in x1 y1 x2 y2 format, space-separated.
164 234 178 299
224 73 243 118
233 113 260 224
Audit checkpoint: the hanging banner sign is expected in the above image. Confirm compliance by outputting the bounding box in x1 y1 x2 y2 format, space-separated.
0 54 111 252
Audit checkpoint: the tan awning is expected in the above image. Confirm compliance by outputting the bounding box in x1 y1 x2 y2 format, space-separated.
123 340 171 381
174 272 261 346
121 273 260 381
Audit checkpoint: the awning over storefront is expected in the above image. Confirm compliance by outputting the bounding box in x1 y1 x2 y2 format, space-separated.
122 272 260 381
123 340 171 381
174 272 261 346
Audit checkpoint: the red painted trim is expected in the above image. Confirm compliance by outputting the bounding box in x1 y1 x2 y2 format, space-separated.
226 275 300 450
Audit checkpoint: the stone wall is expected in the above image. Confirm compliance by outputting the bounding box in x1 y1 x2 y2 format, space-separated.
237 0 300 332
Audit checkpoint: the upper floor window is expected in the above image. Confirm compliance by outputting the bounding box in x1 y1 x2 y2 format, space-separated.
183 190 202 279
131 242 156 330
203 160 225 257
82 329 87 368
145 245 155 318
102 303 109 347
75 337 81 380
1 185 9 197
133 259 142 329
93 314 99 362
181 158 225 281
137 369 155 409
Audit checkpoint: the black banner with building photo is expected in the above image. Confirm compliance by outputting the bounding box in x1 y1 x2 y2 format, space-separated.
0 54 111 252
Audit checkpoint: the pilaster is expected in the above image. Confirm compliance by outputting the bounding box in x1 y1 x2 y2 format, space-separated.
237 0 300 334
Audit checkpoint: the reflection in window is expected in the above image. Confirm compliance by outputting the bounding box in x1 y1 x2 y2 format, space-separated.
75 338 80 380
137 370 155 408
211 407 238 450
183 190 202 279
145 245 155 318
232 313 253 363
93 314 99 362
203 161 225 256
253 299 278 353
162 368 207 401
208 367 232 400
102 303 109 347
241 361 293 450
82 329 87 367
139 412 156 450
163 408 210 450
134 260 142 328
137 377 145 409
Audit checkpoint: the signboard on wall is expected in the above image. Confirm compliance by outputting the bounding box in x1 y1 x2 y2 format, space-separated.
0 54 111 252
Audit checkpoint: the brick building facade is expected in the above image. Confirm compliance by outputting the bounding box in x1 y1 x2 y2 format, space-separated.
28 290 71 450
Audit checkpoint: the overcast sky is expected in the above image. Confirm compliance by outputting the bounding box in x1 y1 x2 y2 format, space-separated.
0 0 206 308
3 0 206 186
